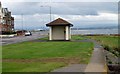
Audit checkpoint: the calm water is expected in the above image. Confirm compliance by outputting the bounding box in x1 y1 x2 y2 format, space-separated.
71 29 118 35
37 28 118 35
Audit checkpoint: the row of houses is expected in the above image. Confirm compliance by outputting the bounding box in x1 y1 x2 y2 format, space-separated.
0 2 14 34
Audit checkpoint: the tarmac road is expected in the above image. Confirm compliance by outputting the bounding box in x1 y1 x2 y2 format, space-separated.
0 31 48 45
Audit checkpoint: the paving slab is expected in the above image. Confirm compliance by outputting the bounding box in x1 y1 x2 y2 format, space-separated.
52 64 87 72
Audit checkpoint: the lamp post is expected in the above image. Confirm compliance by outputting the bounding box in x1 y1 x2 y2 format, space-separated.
40 6 51 22
21 13 24 35
21 13 23 31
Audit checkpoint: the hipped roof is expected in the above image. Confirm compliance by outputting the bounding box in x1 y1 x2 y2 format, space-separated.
46 18 73 27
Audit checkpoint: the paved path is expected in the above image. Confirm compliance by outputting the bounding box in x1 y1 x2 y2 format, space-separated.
52 64 87 72
52 39 106 72
85 47 107 72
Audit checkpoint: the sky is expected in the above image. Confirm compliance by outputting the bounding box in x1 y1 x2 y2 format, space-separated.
0 0 119 30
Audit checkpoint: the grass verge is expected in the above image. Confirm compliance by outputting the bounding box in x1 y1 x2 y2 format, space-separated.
39 35 86 41
3 41 93 72
2 62 65 72
87 35 119 57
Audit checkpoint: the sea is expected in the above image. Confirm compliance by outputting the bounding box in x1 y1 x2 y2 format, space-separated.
71 28 118 35
35 28 119 35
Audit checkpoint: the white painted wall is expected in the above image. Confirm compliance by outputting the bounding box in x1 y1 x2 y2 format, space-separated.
66 26 69 40
49 27 52 40
69 27 71 39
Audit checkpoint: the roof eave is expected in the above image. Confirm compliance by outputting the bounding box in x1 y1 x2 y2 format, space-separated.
46 24 73 27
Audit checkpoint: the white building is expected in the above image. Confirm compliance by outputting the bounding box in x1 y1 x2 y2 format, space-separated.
46 18 73 40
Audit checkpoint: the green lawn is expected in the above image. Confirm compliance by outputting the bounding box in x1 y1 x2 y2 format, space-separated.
71 35 87 40
2 41 93 72
87 35 119 56
39 35 86 41
0 46 2 73
3 62 65 72
39 36 49 40
3 42 93 59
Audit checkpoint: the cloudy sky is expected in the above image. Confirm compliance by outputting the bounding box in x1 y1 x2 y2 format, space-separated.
0 0 119 30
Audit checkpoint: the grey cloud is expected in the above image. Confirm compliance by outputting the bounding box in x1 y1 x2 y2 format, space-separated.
2 2 118 30
4 2 118 15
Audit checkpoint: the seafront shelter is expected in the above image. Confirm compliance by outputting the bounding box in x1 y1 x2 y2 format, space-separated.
46 18 73 40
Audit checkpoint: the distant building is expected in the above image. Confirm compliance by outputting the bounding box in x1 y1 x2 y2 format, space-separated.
46 18 73 40
0 2 14 34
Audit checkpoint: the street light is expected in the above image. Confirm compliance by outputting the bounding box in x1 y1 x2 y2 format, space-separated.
40 6 51 22
21 13 23 31
21 13 24 35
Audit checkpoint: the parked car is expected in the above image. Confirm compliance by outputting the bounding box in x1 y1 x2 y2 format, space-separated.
25 31 32 36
